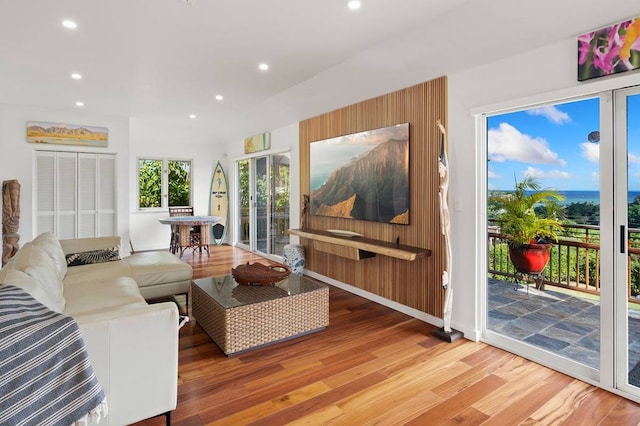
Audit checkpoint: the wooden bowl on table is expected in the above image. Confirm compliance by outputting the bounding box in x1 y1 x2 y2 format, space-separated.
231 262 292 286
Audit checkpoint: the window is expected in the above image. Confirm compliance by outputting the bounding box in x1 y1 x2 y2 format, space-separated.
137 158 192 209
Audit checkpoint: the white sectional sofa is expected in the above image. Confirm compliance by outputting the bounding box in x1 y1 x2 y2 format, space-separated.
0 233 193 425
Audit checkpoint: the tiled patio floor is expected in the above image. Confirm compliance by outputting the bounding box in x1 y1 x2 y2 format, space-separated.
488 277 640 377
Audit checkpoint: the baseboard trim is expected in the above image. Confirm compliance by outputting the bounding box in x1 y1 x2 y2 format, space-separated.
305 270 478 341
304 270 474 341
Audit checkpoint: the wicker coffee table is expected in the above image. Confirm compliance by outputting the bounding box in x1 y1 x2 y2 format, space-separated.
192 274 329 355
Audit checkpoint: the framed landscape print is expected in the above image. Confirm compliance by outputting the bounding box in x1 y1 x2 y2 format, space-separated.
26 121 108 147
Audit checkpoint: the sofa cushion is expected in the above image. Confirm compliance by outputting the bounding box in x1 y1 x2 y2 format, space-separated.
0 268 64 313
63 276 147 317
32 232 68 280
66 246 120 267
62 260 132 287
125 252 192 288
6 244 65 313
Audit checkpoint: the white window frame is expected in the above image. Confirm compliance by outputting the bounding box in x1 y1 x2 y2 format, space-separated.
137 157 193 210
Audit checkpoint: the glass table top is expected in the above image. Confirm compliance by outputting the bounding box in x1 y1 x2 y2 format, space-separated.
192 274 327 309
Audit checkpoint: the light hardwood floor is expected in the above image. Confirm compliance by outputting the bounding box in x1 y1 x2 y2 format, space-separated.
134 245 640 425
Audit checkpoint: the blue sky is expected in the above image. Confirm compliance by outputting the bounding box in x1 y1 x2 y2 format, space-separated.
487 95 640 191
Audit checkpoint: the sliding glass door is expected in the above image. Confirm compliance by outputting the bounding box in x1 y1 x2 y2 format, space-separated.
484 85 640 399
615 86 640 397
255 157 269 253
235 153 290 257
485 97 602 380
237 159 251 247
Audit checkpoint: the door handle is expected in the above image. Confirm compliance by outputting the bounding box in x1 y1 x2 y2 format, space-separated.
621 225 627 254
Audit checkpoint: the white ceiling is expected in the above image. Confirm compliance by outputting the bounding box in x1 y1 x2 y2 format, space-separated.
1 0 638 142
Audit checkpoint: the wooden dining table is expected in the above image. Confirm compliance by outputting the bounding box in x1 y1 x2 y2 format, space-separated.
158 215 222 257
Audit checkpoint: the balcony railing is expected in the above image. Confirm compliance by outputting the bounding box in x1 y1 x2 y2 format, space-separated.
488 222 640 303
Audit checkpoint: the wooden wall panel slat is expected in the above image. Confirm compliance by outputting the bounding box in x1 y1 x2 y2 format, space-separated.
299 77 447 317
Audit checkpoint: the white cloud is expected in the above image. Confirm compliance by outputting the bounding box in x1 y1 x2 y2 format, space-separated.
630 153 640 164
580 141 599 163
591 172 599 181
488 123 567 166
526 106 571 124
523 167 571 180
546 170 572 179
523 167 544 179
488 170 501 179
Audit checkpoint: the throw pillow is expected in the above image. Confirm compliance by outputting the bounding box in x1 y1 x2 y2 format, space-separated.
32 232 68 281
66 247 120 267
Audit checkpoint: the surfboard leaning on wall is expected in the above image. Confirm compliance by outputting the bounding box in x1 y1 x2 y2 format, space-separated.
210 161 229 245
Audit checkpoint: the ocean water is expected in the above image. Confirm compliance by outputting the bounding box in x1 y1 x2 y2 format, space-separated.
558 190 640 205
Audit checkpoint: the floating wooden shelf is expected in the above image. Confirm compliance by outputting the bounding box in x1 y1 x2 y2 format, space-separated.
288 229 431 261
312 240 376 261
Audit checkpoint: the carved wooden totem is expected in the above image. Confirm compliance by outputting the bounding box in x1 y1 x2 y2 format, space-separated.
2 179 20 266
301 194 310 231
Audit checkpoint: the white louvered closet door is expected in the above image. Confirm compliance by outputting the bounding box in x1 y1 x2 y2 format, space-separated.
35 151 116 239
98 155 116 236
78 153 97 238
35 152 56 234
56 152 78 239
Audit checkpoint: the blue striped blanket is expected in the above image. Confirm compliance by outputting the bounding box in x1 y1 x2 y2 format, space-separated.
0 285 107 426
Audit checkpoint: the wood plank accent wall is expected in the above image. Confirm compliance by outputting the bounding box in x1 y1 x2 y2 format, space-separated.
299 76 447 317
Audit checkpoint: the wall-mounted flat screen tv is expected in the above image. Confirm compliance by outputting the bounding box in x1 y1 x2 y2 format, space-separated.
309 123 409 225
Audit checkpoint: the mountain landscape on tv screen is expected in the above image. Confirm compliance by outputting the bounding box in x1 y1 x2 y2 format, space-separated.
310 138 409 224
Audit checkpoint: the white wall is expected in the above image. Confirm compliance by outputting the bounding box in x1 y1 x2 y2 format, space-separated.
0 104 295 254
0 104 129 243
128 119 224 251
448 38 640 338
5 27 640 340
223 123 300 250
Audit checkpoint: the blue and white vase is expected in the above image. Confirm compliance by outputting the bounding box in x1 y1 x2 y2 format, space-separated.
283 244 305 276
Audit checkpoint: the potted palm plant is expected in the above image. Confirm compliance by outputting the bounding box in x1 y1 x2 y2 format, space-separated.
489 176 565 274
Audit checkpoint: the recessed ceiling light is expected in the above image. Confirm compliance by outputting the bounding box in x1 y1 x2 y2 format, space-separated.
71 73 82 80
75 101 84 107
347 1 361 10
258 63 269 71
215 94 223 101
189 114 196 119
62 20 77 29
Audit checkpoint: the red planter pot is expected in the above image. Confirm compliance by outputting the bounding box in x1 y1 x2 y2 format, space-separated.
508 243 552 274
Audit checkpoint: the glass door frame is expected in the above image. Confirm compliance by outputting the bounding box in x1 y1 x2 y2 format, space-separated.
599 90 615 391
234 155 271 254
255 155 270 255
235 158 253 252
